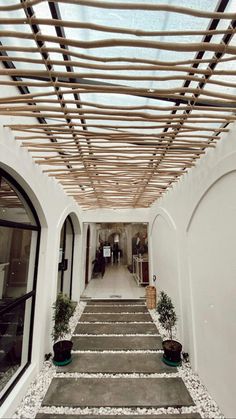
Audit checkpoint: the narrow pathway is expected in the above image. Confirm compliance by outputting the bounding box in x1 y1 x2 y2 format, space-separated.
36 300 200 419
81 265 146 299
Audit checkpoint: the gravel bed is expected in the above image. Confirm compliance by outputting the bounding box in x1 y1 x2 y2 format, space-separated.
62 301 86 341
38 406 200 416
73 333 160 337
83 304 145 307
149 309 224 419
55 372 179 379
84 312 147 314
71 349 163 354
79 322 153 324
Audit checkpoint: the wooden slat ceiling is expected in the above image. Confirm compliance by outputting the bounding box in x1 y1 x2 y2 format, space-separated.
0 0 235 209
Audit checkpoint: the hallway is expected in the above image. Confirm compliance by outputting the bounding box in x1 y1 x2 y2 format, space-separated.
82 264 146 300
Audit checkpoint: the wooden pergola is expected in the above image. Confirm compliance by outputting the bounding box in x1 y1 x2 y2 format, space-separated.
0 0 235 209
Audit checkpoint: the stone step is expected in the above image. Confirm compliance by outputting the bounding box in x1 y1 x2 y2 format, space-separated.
72 335 162 351
74 323 158 335
84 306 149 314
80 313 153 323
58 352 176 373
36 414 201 419
42 377 194 408
85 300 146 305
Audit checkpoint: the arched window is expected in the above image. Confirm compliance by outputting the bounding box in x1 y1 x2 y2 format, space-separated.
0 169 40 403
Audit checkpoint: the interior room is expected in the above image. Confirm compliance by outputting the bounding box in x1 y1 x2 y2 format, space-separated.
82 222 148 299
0 0 236 418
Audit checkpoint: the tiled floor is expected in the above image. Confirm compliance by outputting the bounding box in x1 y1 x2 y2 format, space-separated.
81 264 146 299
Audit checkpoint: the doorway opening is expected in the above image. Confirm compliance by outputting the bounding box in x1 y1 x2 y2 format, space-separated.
85 225 90 286
82 222 149 299
57 215 74 299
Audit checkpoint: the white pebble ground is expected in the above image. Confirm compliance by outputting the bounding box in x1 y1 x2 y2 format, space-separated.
12 302 224 418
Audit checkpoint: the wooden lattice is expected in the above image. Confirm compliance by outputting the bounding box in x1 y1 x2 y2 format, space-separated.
0 0 235 208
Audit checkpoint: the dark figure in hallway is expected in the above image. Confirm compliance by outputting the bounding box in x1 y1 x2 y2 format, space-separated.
99 249 106 277
113 242 119 264
92 249 106 277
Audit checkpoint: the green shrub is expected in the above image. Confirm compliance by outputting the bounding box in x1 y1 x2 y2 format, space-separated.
156 291 177 340
52 293 75 342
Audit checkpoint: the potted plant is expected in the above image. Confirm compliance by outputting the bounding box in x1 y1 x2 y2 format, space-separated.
156 291 182 366
52 293 75 366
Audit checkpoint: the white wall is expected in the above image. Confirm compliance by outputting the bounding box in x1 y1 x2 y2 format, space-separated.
0 120 84 417
187 171 236 414
151 213 182 338
149 122 236 418
83 208 149 223
80 223 97 293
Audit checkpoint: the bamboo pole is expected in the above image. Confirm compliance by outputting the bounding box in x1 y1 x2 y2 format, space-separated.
1 17 235 38
0 45 235 68
1 1 235 20
1 30 236 54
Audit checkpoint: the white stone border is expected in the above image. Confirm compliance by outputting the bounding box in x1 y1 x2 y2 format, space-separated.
71 349 164 354
79 321 153 325
55 372 179 379
38 405 200 416
73 334 160 337
84 312 145 316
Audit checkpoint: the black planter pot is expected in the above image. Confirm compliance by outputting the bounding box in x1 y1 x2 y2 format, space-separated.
162 339 182 367
53 340 73 366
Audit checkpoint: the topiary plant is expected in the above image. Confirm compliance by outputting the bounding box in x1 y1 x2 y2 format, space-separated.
52 293 75 343
156 291 177 340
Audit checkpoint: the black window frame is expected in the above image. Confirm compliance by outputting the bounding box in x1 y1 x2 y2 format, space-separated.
0 168 41 405
58 215 74 299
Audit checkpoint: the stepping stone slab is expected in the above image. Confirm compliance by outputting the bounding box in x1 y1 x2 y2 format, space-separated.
36 414 201 419
74 323 158 335
42 377 194 408
86 300 145 305
73 335 162 351
84 306 148 313
80 313 153 322
59 352 176 373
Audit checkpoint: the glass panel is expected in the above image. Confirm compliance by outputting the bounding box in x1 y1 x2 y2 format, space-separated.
0 226 37 302
57 218 74 297
0 176 37 226
0 297 32 398
57 222 65 294
63 219 73 297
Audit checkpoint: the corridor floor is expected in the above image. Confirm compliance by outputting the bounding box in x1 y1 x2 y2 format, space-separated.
82 264 146 300
36 300 200 419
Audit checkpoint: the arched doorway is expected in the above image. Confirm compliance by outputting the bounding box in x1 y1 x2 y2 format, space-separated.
85 225 90 286
82 222 148 299
0 168 40 402
57 215 74 298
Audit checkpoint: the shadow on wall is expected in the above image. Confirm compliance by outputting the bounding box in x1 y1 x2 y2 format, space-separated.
187 170 236 417
150 211 181 340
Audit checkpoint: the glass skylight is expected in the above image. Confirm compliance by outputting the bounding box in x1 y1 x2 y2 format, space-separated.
0 0 235 208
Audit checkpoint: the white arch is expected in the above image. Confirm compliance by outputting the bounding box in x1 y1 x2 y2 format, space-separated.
186 151 236 232
56 205 81 234
0 162 48 228
56 206 82 301
150 206 177 236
